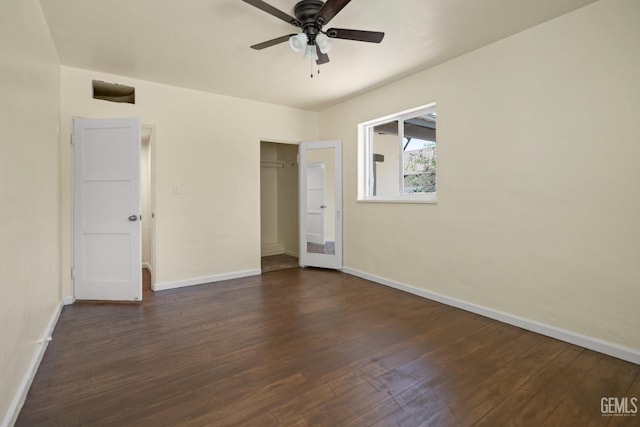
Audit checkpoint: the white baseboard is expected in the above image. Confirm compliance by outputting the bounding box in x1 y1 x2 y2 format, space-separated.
2 298 64 427
152 269 262 292
261 242 284 257
62 295 75 305
343 267 640 365
142 262 152 273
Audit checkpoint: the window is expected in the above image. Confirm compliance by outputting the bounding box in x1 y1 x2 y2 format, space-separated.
358 104 437 203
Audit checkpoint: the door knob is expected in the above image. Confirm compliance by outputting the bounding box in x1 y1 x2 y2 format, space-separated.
320 205 327 209
128 215 138 222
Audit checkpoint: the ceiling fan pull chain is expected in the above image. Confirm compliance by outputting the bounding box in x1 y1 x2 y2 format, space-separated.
310 56 321 78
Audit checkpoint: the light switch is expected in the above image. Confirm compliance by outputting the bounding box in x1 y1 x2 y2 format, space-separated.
172 184 181 194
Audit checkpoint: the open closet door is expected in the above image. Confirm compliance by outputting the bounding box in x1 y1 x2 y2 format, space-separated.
73 118 142 301
299 140 342 269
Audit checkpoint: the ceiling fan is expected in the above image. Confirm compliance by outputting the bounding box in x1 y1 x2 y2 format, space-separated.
242 0 384 67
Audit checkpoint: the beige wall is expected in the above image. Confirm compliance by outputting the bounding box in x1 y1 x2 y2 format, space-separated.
0 0 61 422
60 67 318 292
319 0 640 351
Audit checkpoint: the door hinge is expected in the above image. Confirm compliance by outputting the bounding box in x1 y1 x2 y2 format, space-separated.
71 268 75 279
70 134 74 145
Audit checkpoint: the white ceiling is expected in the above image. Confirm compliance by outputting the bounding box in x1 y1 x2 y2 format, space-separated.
39 0 598 111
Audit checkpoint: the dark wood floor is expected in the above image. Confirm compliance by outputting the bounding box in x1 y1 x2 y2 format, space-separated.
17 268 640 426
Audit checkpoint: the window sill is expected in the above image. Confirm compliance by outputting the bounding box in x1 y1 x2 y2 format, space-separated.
357 196 437 204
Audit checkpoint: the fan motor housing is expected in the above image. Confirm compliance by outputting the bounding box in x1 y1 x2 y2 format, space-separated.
294 0 324 24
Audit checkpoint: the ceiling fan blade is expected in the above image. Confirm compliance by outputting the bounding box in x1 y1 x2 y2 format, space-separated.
250 34 295 50
242 0 301 27
326 28 385 43
315 0 351 26
316 46 330 65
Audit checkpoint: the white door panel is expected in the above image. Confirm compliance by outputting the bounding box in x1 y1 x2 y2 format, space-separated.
73 118 142 301
83 181 130 229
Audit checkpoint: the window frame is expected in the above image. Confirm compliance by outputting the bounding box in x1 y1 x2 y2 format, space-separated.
357 103 437 203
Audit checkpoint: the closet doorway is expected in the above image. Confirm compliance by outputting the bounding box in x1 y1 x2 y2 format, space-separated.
260 141 299 273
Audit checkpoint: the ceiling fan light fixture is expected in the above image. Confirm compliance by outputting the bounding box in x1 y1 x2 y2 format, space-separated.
316 33 332 54
288 33 308 52
303 44 319 61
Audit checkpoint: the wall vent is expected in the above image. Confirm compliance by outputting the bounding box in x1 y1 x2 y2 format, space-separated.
92 80 135 104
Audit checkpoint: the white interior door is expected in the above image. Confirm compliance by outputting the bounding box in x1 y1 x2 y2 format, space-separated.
306 162 325 245
299 140 342 270
73 118 142 301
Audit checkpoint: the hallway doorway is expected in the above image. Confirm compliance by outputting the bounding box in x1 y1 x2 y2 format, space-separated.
141 126 155 286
